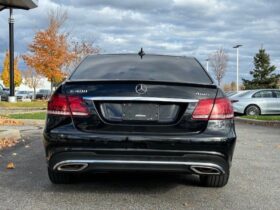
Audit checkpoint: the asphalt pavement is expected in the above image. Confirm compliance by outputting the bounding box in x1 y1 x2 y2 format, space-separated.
0 122 279 210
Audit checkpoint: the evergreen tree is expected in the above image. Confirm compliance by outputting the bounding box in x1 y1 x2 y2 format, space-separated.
242 48 279 89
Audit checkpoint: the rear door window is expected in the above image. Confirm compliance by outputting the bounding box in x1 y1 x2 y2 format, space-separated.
253 90 274 98
273 90 280 98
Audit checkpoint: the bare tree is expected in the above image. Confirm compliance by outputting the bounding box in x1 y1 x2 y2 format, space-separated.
209 48 228 86
48 7 68 29
48 8 100 77
23 69 43 99
64 40 100 76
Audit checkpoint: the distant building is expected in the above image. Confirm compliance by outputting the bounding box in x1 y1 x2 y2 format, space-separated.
0 78 51 92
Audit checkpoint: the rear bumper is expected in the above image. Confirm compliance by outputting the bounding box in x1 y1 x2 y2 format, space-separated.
49 151 229 175
43 121 236 174
233 103 245 114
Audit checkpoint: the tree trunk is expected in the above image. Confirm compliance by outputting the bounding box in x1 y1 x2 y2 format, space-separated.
33 87 36 100
50 78 53 94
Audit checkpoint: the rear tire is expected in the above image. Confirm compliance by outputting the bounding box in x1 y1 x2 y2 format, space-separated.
245 105 260 116
48 168 74 184
200 171 229 187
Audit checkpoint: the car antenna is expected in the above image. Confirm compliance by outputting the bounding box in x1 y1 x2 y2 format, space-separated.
138 48 145 59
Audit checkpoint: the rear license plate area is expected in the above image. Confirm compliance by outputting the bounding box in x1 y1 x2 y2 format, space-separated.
122 103 159 121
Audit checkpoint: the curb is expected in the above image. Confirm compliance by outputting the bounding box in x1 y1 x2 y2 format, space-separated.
0 118 24 126
0 118 45 127
20 119 45 126
0 108 46 115
0 107 46 111
235 117 280 127
0 129 21 150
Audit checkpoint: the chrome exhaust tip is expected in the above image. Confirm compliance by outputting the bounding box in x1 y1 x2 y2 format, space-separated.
54 162 88 172
190 165 222 175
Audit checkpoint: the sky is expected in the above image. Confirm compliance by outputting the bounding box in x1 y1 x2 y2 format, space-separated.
0 0 279 85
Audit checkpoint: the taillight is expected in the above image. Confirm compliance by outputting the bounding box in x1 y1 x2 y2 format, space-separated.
210 98 234 119
67 96 89 116
48 94 71 115
192 98 234 120
191 99 214 120
47 94 89 116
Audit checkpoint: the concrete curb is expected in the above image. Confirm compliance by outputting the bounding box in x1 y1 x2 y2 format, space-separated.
235 117 280 127
0 107 46 111
0 129 21 150
20 119 45 126
0 107 46 115
0 118 45 127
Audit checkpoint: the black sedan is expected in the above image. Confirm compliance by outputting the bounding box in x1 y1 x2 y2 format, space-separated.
36 89 51 100
43 53 236 187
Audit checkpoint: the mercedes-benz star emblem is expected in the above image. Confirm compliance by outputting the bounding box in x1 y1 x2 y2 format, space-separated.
135 84 147 95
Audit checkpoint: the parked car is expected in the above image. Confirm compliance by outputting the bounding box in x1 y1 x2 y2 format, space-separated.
230 89 280 115
3 88 9 94
36 89 51 100
0 84 8 101
0 84 9 95
43 54 236 187
225 90 248 98
15 90 33 101
225 91 237 97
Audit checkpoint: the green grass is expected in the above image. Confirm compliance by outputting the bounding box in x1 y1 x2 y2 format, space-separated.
8 112 46 120
241 115 280 121
0 101 47 108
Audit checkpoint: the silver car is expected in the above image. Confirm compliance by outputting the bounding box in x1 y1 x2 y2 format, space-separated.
230 89 280 115
15 90 33 101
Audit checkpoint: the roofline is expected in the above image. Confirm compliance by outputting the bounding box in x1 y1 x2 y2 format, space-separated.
65 79 217 88
247 89 280 92
86 53 195 59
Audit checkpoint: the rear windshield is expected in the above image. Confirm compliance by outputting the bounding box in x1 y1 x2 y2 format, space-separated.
70 54 212 84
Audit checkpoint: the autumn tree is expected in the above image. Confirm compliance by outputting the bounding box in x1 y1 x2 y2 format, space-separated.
222 81 239 92
230 81 236 90
222 83 231 92
209 48 228 86
1 50 22 87
23 68 43 99
23 9 75 91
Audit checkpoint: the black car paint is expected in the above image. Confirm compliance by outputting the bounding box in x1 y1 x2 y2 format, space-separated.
44 83 235 164
43 54 236 185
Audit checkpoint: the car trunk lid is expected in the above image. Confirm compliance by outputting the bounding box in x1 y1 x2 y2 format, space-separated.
60 81 218 134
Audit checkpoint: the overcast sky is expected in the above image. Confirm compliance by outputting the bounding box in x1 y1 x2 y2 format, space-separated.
0 0 279 85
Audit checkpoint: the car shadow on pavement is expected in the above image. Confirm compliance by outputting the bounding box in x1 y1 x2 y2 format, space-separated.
44 173 201 194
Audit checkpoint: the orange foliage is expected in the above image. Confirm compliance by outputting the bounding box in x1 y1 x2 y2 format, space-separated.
1 50 22 87
22 11 75 85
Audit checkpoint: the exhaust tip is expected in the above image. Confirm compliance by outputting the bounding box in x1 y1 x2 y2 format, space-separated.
190 165 222 175
55 162 88 172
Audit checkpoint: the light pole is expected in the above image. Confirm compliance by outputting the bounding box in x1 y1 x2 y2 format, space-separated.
9 8 14 98
205 58 209 72
0 0 38 102
233 44 242 92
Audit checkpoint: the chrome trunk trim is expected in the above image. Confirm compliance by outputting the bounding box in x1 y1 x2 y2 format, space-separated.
83 96 198 103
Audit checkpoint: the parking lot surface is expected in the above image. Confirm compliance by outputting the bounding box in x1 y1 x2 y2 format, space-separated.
0 122 279 210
